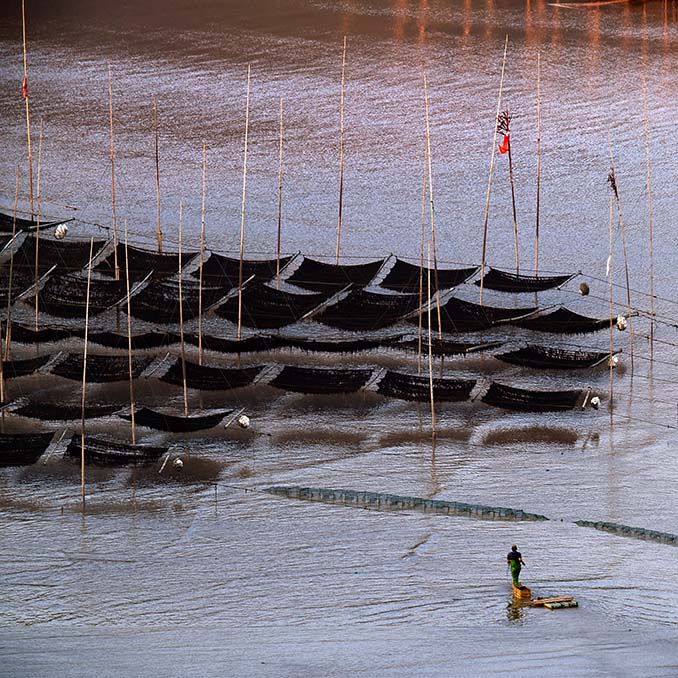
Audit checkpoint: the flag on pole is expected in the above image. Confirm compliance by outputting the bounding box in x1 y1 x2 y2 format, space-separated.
498 134 509 154
22 75 28 99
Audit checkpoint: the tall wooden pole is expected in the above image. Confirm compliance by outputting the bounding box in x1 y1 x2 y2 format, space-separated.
33 118 43 332
154 96 163 254
535 51 541 275
643 80 654 357
108 64 119 280
81 237 95 514
422 71 442 338
505 107 520 275
123 218 136 445
198 143 206 364
178 200 189 416
479 35 509 305
276 97 284 290
417 144 428 377
5 167 20 359
237 65 251 342
608 141 634 371
427 241 436 440
335 35 347 264
21 0 34 218
608 196 614 418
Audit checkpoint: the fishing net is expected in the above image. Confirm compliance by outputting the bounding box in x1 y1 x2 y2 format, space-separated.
286 257 385 291
380 258 479 293
481 382 583 411
377 370 476 402
269 365 374 394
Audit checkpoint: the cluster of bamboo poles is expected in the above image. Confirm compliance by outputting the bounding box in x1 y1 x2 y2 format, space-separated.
12 21 661 507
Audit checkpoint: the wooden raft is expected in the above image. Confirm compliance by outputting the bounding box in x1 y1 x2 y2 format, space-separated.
531 596 578 609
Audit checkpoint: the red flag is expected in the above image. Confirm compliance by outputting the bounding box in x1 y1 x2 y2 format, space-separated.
22 75 28 99
498 134 509 154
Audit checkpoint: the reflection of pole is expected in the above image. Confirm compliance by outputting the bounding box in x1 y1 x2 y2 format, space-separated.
535 51 541 275
108 64 119 280
417 145 427 376
178 201 188 416
480 35 509 305
81 237 95 515
5 167 20 359
643 80 654 358
335 35 347 264
427 242 436 440
276 97 284 290
237 65 251 342
123 218 136 445
21 0 34 218
608 196 613 420
506 109 519 274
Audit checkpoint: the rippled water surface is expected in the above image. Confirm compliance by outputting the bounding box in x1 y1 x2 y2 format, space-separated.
0 0 677 675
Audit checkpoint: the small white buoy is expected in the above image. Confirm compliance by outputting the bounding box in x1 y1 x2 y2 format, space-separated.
54 223 69 240
237 414 250 429
590 396 600 410
609 355 619 368
616 315 628 331
172 458 184 470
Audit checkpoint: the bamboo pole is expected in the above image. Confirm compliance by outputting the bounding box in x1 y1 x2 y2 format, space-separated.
335 35 347 264
505 107 520 275
154 96 163 254
276 97 284 290
479 35 509 305
608 196 613 418
81 237 95 514
123 218 136 445
608 139 634 371
237 65 251 342
108 64 119 280
198 143 207 364
427 241 436 440
33 118 43 333
178 200 188 416
422 70 442 338
535 51 541 275
4 167 20 360
417 144 428 376
21 0 34 218
643 79 654 357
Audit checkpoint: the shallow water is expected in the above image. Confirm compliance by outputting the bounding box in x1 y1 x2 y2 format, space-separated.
0 0 677 675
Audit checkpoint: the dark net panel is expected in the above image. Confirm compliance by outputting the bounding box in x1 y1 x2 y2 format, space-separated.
184 333 288 354
317 289 423 331
283 336 403 353
475 268 574 293
34 273 127 318
3 354 51 378
481 382 582 411
496 345 612 370
193 253 293 287
66 435 167 466
286 257 385 292
129 279 228 323
214 283 328 329
7 323 76 344
95 243 197 280
269 365 373 394
119 406 233 432
512 307 611 334
15 235 107 275
412 297 537 333
0 267 41 305
51 353 154 382
88 330 180 350
160 360 263 391
0 432 54 466
13 402 121 420
396 338 503 356
0 210 68 232
380 258 479 293
377 370 476 402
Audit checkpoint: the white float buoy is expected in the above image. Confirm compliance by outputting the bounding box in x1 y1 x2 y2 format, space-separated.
172 458 184 470
616 315 628 331
590 396 600 410
54 223 69 240
237 414 250 429
609 355 619 368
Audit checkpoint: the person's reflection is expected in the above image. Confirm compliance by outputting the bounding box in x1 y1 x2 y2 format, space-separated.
506 598 527 623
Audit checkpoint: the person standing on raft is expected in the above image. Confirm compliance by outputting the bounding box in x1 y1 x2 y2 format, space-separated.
507 545 525 586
